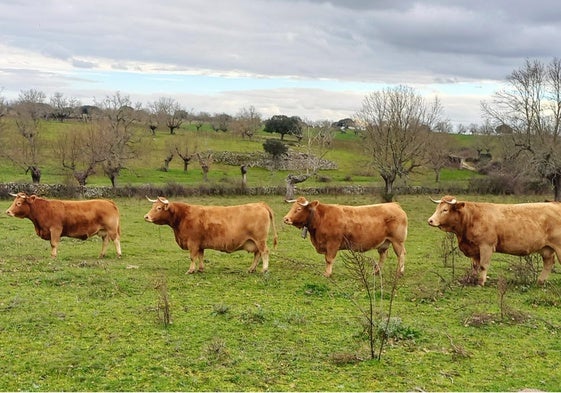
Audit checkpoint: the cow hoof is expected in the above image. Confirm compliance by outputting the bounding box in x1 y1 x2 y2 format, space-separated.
186 270 196 274
247 268 256 273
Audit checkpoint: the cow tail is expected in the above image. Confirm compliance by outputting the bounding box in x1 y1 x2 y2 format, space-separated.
267 204 278 249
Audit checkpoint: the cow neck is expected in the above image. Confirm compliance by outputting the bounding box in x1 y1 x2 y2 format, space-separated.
26 197 46 222
25 197 48 230
450 203 470 238
169 203 183 227
305 206 317 233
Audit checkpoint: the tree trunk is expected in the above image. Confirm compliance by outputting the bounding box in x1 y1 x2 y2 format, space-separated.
27 166 41 184
382 173 396 201
162 153 173 172
285 174 310 200
241 165 248 188
201 164 209 182
553 175 561 201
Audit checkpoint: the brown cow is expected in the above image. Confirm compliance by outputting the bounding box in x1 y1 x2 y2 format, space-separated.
283 196 408 277
5 192 122 258
428 195 561 285
143 197 278 274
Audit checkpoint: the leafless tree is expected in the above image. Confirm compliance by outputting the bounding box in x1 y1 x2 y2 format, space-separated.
7 89 48 183
482 58 561 200
196 151 213 182
149 97 185 134
50 92 80 122
56 125 106 186
95 92 142 187
356 85 442 199
284 121 336 200
231 106 261 139
426 131 455 183
175 134 197 172
210 113 232 132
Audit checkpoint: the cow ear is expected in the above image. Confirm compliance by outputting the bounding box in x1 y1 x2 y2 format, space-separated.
453 202 465 210
28 195 37 203
310 200 319 208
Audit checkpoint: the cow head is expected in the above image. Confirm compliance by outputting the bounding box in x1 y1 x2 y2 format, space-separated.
6 192 37 218
144 196 171 224
427 195 465 231
283 196 319 228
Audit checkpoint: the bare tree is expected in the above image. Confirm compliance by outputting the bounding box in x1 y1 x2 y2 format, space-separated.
426 131 455 183
231 106 261 139
482 58 561 200
149 97 185 134
56 125 106 186
284 121 335 200
175 134 197 172
356 85 442 199
50 92 80 122
210 113 232 132
196 151 213 182
95 92 141 187
8 89 48 183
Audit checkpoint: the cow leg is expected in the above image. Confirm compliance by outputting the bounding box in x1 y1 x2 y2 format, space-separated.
197 250 205 272
374 241 390 275
538 248 556 285
476 246 493 286
113 238 122 258
188 249 204 274
99 233 110 258
392 241 406 277
248 252 261 273
248 241 269 273
49 229 62 258
323 249 338 277
108 228 122 258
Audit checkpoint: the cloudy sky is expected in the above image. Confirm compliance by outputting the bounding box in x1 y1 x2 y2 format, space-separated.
2 0 561 127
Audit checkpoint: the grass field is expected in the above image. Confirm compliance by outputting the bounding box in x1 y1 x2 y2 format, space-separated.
1 194 560 391
0 118 488 191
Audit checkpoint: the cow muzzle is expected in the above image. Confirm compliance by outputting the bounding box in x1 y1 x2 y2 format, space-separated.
5 209 14 217
144 214 153 222
427 216 440 227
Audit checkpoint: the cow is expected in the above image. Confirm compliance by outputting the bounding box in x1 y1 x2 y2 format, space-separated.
5 192 122 258
428 195 561 285
282 196 408 277
143 197 278 274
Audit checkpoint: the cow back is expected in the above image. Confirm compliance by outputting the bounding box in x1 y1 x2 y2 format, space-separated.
308 202 407 252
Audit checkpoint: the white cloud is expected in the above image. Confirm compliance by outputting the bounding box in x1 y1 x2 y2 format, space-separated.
1 0 561 125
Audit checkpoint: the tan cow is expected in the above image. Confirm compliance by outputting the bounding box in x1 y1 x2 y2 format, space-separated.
283 196 408 277
5 192 122 258
143 197 278 274
428 195 561 285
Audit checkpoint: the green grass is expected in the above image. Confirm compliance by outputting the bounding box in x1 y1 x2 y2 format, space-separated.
0 194 560 391
0 118 483 191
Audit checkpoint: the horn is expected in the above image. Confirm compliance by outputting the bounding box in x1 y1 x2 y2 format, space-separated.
298 200 310 207
285 199 297 203
430 197 457 205
146 196 158 203
158 197 170 204
9 192 26 199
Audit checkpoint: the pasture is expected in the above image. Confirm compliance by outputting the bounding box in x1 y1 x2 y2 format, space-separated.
0 194 560 391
